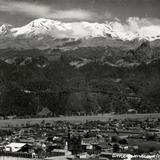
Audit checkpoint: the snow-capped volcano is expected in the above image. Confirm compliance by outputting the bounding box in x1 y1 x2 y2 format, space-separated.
11 18 118 39
0 18 160 49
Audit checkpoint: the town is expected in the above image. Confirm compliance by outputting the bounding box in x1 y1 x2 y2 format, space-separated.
0 117 160 160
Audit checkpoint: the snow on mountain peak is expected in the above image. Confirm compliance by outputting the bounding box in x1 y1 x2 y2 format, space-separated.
0 18 160 43
27 18 69 31
0 24 12 35
28 18 52 27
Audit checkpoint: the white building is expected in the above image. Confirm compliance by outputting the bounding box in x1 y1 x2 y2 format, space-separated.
5 143 27 152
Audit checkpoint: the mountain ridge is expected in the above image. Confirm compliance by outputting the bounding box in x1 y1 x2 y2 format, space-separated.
0 19 160 116
0 18 160 50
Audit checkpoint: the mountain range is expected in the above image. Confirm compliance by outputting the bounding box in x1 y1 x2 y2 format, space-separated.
0 18 160 116
0 18 160 50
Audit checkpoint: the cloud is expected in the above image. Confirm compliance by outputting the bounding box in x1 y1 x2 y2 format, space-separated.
1 0 160 39
48 10 96 20
0 0 49 17
104 10 113 19
109 17 160 39
0 20 8 26
0 0 97 20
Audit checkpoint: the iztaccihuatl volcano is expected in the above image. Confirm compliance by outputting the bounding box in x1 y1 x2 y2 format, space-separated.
0 18 160 116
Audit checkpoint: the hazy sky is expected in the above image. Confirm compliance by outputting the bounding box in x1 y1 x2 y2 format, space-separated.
0 0 160 26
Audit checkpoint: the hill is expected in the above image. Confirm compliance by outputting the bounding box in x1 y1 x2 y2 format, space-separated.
0 44 159 116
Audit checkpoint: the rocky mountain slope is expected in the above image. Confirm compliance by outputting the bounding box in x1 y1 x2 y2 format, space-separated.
0 19 159 116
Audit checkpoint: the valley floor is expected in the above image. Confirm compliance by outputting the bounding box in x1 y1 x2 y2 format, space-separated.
0 113 159 127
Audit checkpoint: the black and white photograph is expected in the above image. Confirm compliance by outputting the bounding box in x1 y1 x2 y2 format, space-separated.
0 0 160 159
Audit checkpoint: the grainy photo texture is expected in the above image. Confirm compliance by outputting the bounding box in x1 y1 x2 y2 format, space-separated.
0 0 159 159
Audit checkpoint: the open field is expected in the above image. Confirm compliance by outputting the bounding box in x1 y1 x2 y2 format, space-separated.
0 113 160 128
0 157 29 160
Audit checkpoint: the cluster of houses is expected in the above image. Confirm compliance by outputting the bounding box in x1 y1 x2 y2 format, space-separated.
0 118 160 159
